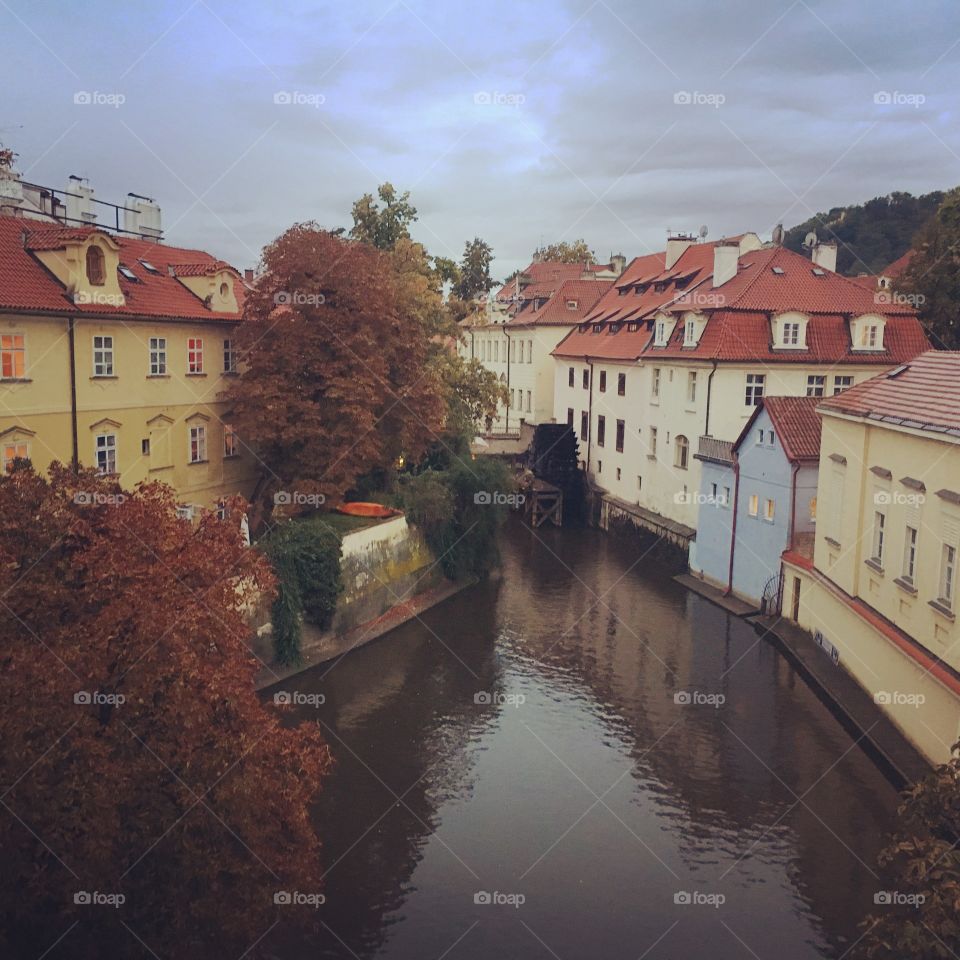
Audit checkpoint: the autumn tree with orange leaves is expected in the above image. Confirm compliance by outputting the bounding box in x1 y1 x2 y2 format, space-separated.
0 464 331 960
226 224 447 509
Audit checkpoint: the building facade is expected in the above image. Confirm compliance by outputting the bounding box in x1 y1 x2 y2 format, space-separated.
0 214 257 514
782 352 960 763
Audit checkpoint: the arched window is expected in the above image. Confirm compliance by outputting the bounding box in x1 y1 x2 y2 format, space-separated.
674 435 689 470
86 245 106 286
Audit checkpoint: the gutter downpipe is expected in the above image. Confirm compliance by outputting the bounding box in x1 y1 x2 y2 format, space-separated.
787 460 801 550
585 357 594 474
68 316 79 473
504 327 511 435
704 359 718 436
724 451 740 595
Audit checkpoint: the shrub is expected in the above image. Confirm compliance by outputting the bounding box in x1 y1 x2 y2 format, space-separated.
259 517 344 664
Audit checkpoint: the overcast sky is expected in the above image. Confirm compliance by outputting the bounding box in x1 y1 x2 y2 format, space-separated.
2 0 958 279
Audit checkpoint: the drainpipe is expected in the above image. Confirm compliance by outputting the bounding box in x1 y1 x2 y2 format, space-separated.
585 357 595 474
703 359 718 436
787 460 800 551
504 328 511 435
68 316 79 473
724 451 740 595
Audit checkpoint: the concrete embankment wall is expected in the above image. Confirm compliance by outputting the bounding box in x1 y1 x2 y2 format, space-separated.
253 515 459 686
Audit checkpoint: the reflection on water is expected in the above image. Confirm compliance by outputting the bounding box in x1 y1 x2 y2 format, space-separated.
267 520 897 959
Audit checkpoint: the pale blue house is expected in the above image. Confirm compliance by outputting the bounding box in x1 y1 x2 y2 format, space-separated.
691 397 822 607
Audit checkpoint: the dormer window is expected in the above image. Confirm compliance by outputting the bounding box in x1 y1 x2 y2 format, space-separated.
655 320 667 345
626 321 639 332
86 246 105 286
618 287 629 296
851 315 886 352
783 322 800 345
683 318 696 346
774 313 808 349
609 322 621 333
862 324 879 348
592 323 603 333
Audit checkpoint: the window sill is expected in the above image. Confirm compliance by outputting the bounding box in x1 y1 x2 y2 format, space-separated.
187 459 209 466
824 537 841 549
146 374 170 379
929 599 956 622
223 454 240 460
185 372 207 377
864 558 885 575
222 370 240 377
0 377 32 384
647 454 657 461
91 375 118 380
893 576 918 596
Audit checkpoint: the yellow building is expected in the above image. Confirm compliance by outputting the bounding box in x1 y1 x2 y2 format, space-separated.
782 351 960 763
0 214 257 514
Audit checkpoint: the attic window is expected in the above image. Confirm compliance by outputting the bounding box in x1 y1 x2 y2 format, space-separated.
85 246 105 286
654 281 668 293
609 322 621 333
771 266 785 275
566 299 578 310
635 284 648 295
139 259 159 273
627 321 640 332
220 282 230 298
675 276 691 290
579 323 590 333
592 323 603 333
618 287 629 296
118 265 139 282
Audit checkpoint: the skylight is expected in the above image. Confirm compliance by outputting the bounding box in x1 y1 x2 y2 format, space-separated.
139 259 159 273
771 266 785 275
118 266 138 281
812 268 826 276
887 364 909 378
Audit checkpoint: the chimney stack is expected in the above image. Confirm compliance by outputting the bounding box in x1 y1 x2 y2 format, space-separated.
610 253 626 276
665 233 696 269
713 241 740 287
65 175 96 225
124 193 162 241
244 268 254 282
811 240 837 273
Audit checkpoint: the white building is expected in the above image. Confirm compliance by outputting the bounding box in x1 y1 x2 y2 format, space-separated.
553 236 931 545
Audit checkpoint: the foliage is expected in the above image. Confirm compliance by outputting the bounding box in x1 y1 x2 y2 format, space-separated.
532 239 596 263
900 187 960 349
349 182 418 251
225 224 446 507
857 743 960 959
453 237 495 302
0 465 331 960
401 456 513 581
259 516 344 664
784 190 946 275
434 352 509 439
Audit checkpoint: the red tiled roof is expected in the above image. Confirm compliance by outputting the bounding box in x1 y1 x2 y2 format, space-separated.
757 396 822 461
818 350 960 436
509 278 613 326
494 261 605 305
0 216 243 320
883 250 914 279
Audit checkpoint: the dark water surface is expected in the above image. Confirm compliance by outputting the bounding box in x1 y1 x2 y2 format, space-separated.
269 520 898 959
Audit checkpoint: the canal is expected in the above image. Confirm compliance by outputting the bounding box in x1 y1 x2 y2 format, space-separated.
269 519 899 959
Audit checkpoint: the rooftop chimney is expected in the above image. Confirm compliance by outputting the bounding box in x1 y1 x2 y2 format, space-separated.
244 268 254 282
610 253 626 276
713 241 740 287
665 233 696 270
811 240 837 273
65 175 96 225
124 192 162 241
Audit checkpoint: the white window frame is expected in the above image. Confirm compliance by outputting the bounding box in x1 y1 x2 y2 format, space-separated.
687 371 697 405
684 317 696 346
806 375 825 397
871 512 886 564
748 494 759 517
833 375 853 394
189 425 207 464
188 338 204 374
939 543 956 609
223 423 238 458
764 498 775 522
674 435 689 470
95 432 117 475
149 337 167 376
745 373 765 406
93 335 114 377
902 525 918 583
223 338 236 373
1 332 26 380
2 440 30 472
652 367 661 398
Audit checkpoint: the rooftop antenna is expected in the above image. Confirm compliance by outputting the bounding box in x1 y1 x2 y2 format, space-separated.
698 224 708 241
772 223 784 246
802 230 818 249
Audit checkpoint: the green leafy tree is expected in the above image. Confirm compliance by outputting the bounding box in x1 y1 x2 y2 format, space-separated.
434 353 508 439
900 187 960 349
857 744 960 959
532 239 596 263
349 182 418 251
454 237 495 302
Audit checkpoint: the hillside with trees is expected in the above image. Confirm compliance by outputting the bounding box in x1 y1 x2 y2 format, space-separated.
785 190 946 275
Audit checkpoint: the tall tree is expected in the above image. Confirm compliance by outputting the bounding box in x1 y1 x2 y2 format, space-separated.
349 182 418 251
900 187 960 349
454 237 495 302
226 224 446 507
0 465 331 960
532 239 596 263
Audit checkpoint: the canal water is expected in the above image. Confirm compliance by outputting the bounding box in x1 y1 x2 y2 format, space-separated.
269 519 899 959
